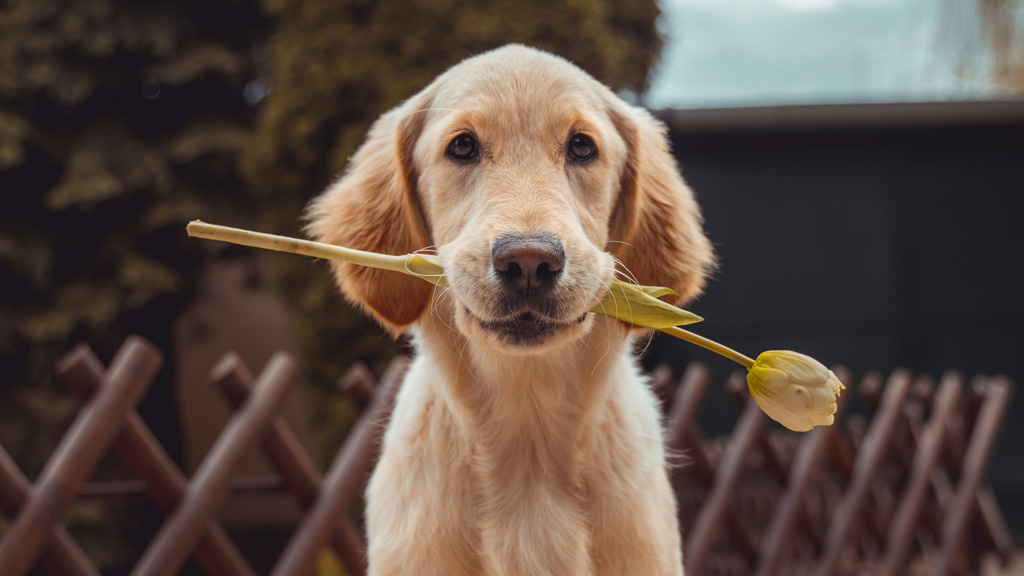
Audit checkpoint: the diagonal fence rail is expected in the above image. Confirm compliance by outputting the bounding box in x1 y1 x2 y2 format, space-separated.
0 336 1015 575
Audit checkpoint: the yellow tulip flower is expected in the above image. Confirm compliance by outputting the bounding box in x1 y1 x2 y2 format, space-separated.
746 350 845 432
187 220 844 431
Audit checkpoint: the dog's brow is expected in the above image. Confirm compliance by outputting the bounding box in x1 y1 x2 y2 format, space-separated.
399 107 459 121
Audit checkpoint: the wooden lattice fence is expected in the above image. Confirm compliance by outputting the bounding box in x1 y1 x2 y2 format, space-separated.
0 335 1015 575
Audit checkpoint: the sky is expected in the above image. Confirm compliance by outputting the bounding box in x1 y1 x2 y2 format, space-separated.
646 0 993 108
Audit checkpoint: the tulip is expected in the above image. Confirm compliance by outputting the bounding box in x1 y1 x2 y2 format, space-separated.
745 351 845 432
186 220 844 431
657 325 845 431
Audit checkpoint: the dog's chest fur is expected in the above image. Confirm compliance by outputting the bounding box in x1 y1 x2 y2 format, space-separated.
364 316 683 576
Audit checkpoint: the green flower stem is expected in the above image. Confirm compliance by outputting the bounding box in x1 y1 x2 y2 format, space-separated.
188 221 407 271
188 221 753 369
659 326 755 370
186 221 446 284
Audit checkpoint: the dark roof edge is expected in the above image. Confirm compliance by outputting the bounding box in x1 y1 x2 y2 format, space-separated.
654 99 1024 132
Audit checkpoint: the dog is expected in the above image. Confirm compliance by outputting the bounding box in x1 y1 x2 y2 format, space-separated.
307 44 715 576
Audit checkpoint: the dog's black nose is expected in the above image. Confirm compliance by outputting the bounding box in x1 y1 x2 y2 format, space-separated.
492 235 565 297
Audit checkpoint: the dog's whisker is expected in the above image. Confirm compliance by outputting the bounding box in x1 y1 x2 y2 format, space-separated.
610 257 641 287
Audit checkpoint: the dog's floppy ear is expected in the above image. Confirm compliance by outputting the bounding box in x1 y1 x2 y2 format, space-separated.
306 95 434 335
607 103 716 307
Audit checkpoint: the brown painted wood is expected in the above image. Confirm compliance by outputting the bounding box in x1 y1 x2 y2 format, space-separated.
0 337 161 576
929 377 1013 576
754 366 853 576
213 352 368 576
812 368 912 576
61 346 257 576
685 372 765 575
129 352 298 576
339 362 376 411
270 356 407 576
0 444 100 576
878 372 963 576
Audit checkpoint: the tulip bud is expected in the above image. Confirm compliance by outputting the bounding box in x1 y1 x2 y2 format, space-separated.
746 350 845 432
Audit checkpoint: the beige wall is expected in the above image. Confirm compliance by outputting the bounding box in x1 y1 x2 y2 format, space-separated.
173 256 310 529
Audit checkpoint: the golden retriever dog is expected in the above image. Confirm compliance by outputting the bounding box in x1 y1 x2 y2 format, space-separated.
308 44 715 576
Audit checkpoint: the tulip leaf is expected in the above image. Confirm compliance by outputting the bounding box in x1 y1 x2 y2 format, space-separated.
639 285 678 299
592 279 702 329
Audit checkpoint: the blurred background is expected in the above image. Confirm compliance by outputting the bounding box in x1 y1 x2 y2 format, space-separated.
1 0 1022 573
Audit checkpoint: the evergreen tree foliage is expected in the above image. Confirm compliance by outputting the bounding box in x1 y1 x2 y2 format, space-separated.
0 0 267 383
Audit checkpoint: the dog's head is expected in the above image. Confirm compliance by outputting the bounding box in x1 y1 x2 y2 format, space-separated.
307 45 715 350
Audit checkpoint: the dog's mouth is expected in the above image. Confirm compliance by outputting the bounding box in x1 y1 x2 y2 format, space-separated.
470 309 588 345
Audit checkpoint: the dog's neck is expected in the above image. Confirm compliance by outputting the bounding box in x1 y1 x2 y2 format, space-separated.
410 310 646 573
413 311 637 475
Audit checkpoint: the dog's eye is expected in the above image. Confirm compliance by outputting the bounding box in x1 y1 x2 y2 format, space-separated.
447 133 479 161
568 133 596 162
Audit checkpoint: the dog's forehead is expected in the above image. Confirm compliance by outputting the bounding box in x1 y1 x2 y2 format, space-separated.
430 48 607 125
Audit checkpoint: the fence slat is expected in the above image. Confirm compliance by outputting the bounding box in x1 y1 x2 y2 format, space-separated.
753 367 854 576
270 356 408 576
665 363 715 487
212 352 368 576
0 337 161 576
685 372 765 575
129 352 298 576
339 362 377 410
929 377 1013 576
811 369 912 576
2 338 1015 576
665 362 711 454
0 444 100 576
975 486 1015 566
60 346 257 576
878 372 963 576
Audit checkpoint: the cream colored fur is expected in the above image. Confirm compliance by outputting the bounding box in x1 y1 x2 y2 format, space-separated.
307 45 715 576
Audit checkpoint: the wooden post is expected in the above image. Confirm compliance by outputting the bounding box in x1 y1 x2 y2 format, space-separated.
929 377 1012 576
60 346 257 576
753 367 853 576
129 352 298 576
270 356 408 576
811 369 912 576
0 337 161 576
0 445 100 576
685 372 765 575
665 362 713 482
877 372 963 576
213 352 368 576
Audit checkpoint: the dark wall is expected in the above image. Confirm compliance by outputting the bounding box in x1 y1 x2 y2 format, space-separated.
648 102 1024 536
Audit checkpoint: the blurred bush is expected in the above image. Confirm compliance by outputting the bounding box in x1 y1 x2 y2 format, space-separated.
1 0 663 569
0 0 268 383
